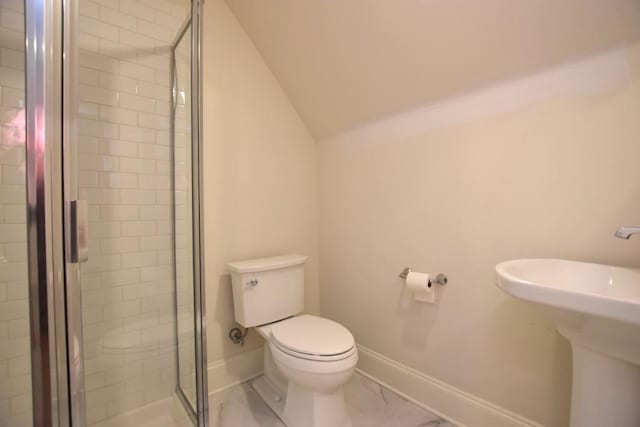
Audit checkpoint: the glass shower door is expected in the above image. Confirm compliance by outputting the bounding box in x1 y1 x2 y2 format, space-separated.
1 0 207 425
4 0 70 425
173 23 197 411
60 0 208 425
172 5 208 423
0 1 32 426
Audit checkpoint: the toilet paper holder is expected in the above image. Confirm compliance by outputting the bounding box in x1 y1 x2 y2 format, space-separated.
399 268 448 286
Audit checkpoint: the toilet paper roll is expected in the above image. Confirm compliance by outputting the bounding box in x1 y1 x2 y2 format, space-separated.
405 271 435 303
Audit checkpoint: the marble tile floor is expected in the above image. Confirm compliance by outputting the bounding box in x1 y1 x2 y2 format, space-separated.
210 373 457 427
90 372 457 427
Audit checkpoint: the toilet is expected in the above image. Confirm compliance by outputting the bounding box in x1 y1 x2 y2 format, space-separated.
227 254 358 427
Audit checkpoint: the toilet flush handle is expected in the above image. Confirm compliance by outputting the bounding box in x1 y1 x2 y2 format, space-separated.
246 279 258 288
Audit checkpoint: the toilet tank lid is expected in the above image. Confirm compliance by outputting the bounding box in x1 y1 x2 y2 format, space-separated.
227 254 308 273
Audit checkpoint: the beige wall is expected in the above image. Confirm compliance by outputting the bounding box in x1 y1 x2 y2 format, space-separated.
202 0 319 363
318 45 640 426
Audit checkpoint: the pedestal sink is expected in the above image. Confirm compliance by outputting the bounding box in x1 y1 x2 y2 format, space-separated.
495 259 640 427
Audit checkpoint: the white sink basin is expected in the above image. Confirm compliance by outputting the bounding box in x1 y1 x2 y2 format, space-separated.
495 259 640 427
496 258 640 326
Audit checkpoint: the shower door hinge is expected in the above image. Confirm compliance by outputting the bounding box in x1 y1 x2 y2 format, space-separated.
66 200 89 263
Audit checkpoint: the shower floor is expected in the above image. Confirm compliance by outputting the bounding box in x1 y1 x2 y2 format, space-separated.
92 373 456 427
91 394 192 427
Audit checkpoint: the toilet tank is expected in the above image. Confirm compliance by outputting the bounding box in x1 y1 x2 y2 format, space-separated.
227 254 307 327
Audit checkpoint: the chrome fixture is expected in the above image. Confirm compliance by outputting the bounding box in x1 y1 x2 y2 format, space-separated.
398 268 448 286
614 226 640 239
229 327 249 346
66 200 89 263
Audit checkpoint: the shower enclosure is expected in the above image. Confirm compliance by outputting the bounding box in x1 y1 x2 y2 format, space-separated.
0 0 208 425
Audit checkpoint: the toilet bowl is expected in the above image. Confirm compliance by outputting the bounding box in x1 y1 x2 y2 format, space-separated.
256 315 358 427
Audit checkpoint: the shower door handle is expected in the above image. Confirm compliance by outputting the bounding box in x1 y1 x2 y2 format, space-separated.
66 200 89 263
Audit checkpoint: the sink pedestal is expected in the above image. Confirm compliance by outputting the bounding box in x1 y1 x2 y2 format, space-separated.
569 344 640 427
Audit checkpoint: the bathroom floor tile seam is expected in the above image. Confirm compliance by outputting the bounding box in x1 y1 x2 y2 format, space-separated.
210 372 457 427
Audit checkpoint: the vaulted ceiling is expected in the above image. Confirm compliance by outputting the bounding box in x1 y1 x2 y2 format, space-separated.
226 0 640 140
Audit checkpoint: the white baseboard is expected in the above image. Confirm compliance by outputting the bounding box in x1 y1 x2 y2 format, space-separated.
207 346 264 395
356 344 543 427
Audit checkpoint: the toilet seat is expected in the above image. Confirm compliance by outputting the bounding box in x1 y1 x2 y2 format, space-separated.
272 339 357 362
270 339 358 376
270 315 355 361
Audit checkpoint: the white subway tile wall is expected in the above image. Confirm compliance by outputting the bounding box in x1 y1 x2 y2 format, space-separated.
0 1 31 426
77 0 190 424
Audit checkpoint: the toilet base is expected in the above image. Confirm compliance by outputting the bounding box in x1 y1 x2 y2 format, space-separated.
252 375 352 427
253 336 356 427
283 381 352 427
